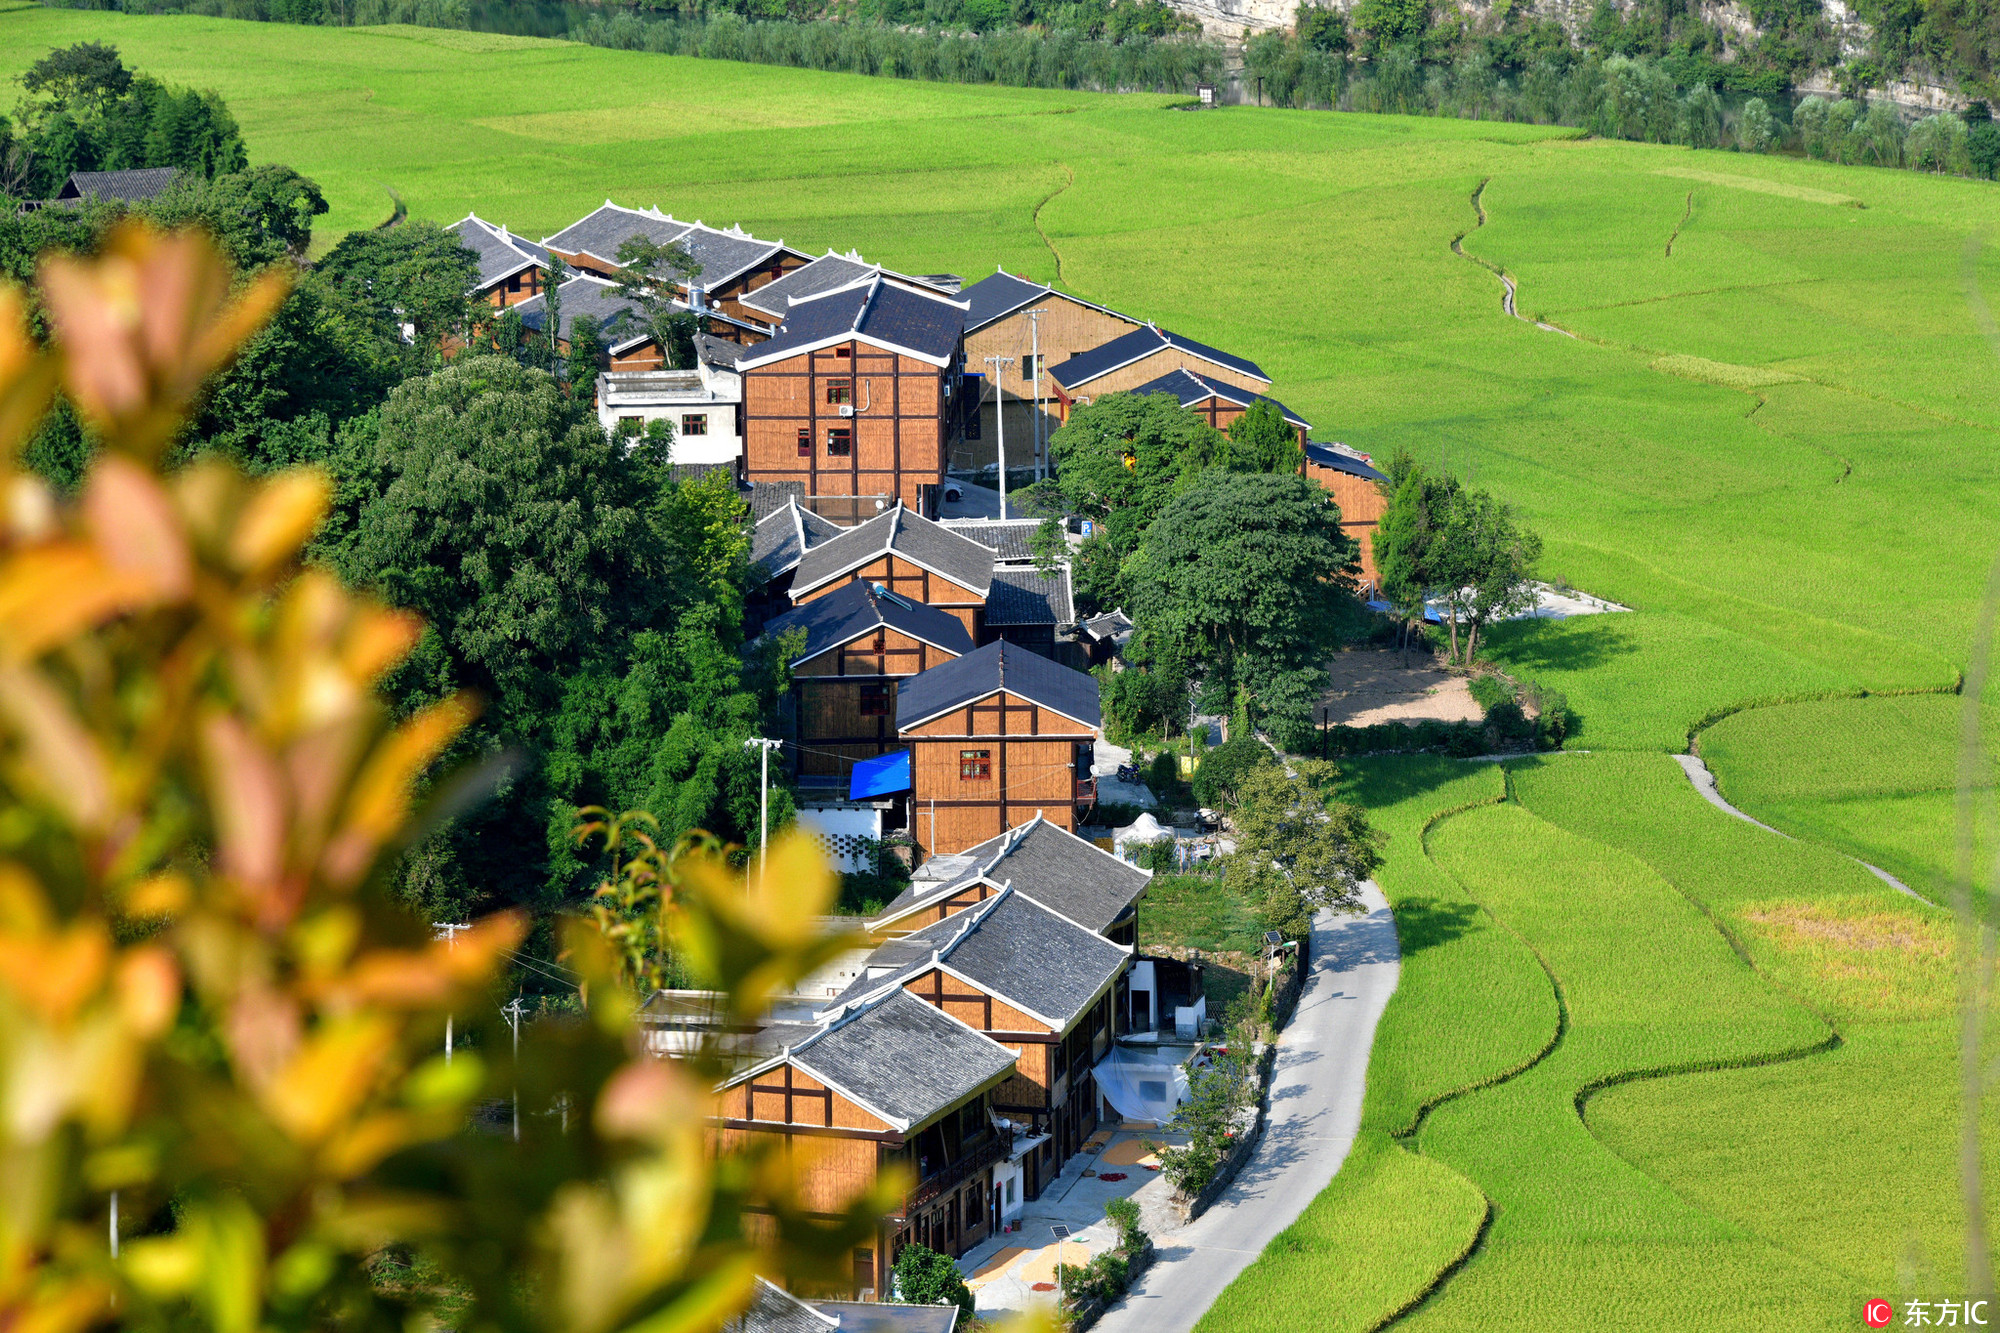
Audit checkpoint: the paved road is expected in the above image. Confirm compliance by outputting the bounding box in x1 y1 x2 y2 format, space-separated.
1094 882 1401 1333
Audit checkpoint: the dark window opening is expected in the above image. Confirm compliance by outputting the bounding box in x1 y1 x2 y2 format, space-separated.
859 683 891 716
680 413 707 436
960 749 991 781
796 428 812 458
828 428 852 457
826 379 852 405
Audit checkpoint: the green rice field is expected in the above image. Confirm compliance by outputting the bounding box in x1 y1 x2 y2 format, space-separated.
6 4 2000 1325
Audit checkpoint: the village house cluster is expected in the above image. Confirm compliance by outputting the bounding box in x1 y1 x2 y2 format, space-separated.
452 201 1386 1318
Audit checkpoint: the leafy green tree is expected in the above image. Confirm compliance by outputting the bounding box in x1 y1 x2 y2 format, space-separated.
311 221 481 370
1435 485 1542 665
1353 0 1430 53
1190 735 1275 809
1224 399 1302 474
147 163 327 265
1030 514 1068 577
542 251 569 372
1373 450 1459 657
1296 2 1350 51
20 42 133 115
892 1244 976 1322
567 312 607 396
613 234 700 368
1227 758 1382 931
1124 470 1357 742
1736 96 1778 152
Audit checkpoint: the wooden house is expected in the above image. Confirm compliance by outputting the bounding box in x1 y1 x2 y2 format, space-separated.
737 275 971 515
864 815 1150 950
714 988 1018 1299
760 581 975 779
514 274 664 372
824 884 1132 1198
1305 442 1391 587
955 271 1139 473
739 252 959 336
1129 367 1311 447
982 567 1076 662
894 642 1100 855
788 504 995 640
1047 325 1270 422
539 201 811 343
750 495 848 620
452 214 549 308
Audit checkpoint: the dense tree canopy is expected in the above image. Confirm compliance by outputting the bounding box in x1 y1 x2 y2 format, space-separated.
1 44 247 199
322 357 785 917
1227 759 1382 933
1124 470 1358 741
1376 451 1542 665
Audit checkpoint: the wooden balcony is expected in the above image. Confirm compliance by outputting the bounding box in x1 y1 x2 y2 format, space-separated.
1075 774 1097 803
902 1125 1012 1216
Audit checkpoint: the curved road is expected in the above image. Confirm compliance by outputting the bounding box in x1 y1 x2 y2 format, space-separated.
1095 882 1401 1333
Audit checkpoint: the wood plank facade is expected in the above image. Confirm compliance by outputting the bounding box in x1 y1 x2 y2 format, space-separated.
794 553 987 640
744 340 959 514
793 626 964 778
1306 454 1390 586
1053 348 1268 420
963 291 1137 472
481 266 544 308
902 696 1095 856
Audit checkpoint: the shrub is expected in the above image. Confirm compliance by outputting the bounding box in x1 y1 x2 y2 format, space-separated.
1105 1197 1149 1252
893 1243 976 1323
1469 674 1514 711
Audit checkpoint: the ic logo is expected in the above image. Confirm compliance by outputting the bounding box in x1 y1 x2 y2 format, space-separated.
1865 1299 1894 1328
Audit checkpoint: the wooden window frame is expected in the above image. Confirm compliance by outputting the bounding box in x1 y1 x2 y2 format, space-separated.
859 682 891 716
828 427 852 457
796 428 812 458
826 378 853 406
680 413 708 436
960 749 992 781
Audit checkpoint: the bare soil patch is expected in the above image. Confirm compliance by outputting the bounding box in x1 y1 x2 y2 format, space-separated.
1318 649 1483 727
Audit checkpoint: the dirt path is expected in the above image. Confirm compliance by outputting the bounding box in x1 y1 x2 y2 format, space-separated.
1320 649 1481 727
1450 178 1577 339
1673 754 1932 905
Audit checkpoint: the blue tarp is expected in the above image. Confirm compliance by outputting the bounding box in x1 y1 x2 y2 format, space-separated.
849 749 912 800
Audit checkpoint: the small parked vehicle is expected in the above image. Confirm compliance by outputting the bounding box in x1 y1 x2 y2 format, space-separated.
1116 763 1142 783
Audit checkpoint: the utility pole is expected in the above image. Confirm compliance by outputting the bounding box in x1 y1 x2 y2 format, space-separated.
742 737 783 883
1024 308 1047 480
502 996 527 1143
982 354 1016 518
433 922 471 1062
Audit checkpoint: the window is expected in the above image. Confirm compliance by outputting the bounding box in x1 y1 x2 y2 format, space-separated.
873 632 886 652
1021 355 1040 383
859 683 891 716
680 413 707 436
827 428 852 457
796 428 812 458
826 379 852 406
835 346 852 360
960 749 991 781
616 416 642 438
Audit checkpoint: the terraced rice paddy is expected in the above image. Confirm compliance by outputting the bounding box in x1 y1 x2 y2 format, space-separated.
4 6 1998 1324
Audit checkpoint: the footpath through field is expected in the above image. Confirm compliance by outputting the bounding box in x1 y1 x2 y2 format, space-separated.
1093 882 1400 1333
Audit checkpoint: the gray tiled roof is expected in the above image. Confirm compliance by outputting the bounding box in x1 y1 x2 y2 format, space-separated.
1305 442 1389 483
748 481 807 522
790 989 1014 1130
985 567 1073 628
894 640 1098 730
938 519 1046 563
695 331 750 368
543 202 689 264
792 504 995 599
739 254 877 319
1051 325 1268 392
751 498 844 577
811 1301 958 1333
677 222 784 289
907 889 1127 1028
956 269 1132 334
452 214 546 292
1130 367 1310 430
725 1278 839 1333
759 579 975 665
737 274 966 370
875 816 1150 937
514 275 651 349
58 167 178 202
